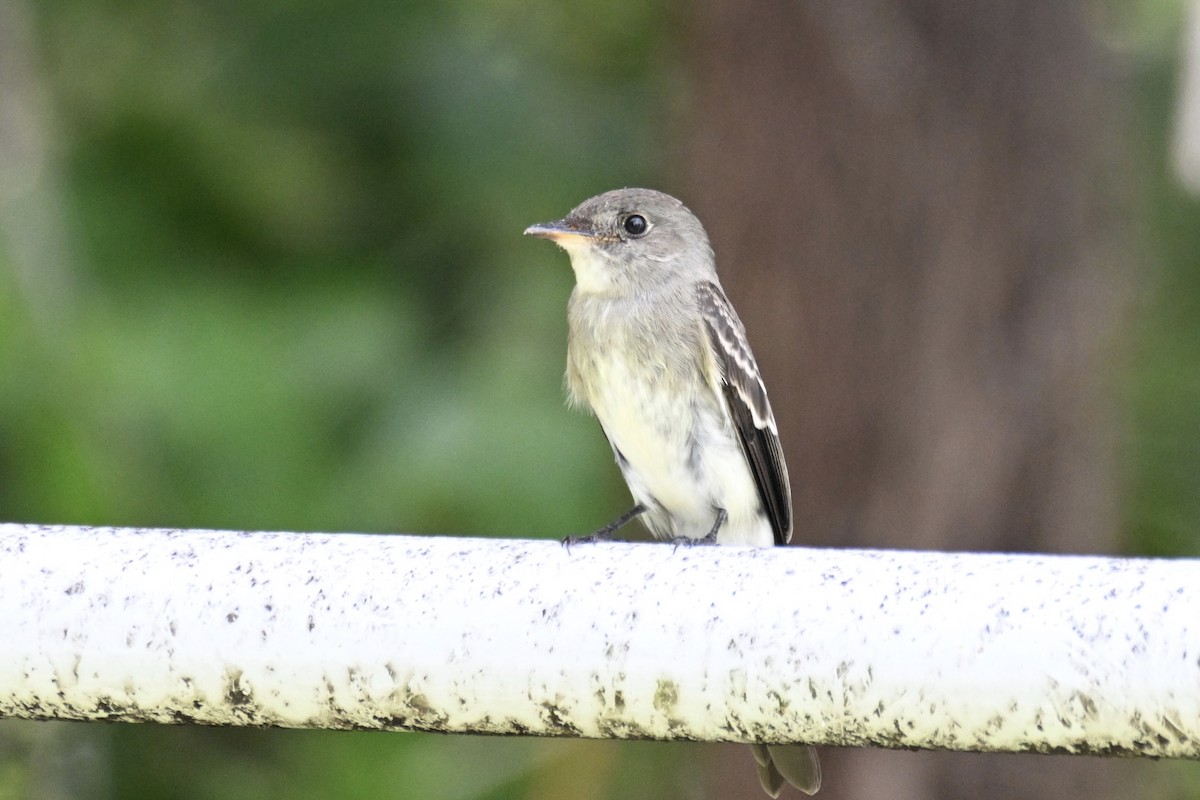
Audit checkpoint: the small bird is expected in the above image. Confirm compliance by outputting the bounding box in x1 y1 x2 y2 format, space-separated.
525 188 820 797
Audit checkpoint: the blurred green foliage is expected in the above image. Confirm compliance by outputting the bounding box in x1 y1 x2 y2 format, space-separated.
1 0 684 537
1124 57 1200 558
0 0 706 796
2 0 1200 798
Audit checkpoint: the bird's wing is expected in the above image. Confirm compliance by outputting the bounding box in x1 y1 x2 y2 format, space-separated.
696 281 792 545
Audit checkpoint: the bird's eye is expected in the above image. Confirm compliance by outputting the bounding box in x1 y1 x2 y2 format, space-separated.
622 214 649 237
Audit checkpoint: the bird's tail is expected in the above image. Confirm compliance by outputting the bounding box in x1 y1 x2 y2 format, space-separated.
749 744 821 797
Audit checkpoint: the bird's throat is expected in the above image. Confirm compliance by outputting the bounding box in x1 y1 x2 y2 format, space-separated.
564 246 621 296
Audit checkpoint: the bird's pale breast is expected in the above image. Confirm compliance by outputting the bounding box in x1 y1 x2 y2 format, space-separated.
567 295 771 546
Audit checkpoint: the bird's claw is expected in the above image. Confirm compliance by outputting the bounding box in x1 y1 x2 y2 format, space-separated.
669 532 720 552
561 530 617 550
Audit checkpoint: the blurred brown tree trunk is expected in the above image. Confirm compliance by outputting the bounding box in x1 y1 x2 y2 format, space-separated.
680 2 1133 798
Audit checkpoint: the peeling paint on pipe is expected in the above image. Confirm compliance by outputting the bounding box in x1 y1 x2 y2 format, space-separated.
0 524 1197 759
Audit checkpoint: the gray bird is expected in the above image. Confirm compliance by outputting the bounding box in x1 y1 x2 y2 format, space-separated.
525 188 821 797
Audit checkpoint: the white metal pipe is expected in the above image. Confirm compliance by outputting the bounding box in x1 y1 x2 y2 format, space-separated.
0 523 1197 759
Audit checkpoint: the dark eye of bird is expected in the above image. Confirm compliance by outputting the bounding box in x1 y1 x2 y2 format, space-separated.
622 214 649 237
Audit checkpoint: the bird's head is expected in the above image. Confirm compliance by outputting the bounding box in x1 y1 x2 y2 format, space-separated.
525 188 716 297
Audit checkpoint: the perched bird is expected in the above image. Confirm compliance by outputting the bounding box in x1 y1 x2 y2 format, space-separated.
525 188 820 796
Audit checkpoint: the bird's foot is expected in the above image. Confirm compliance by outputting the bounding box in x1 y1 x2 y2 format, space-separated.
561 529 619 549
669 509 725 551
670 532 720 551
562 504 646 550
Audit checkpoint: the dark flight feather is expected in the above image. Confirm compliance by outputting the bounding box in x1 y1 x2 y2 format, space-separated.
696 282 793 545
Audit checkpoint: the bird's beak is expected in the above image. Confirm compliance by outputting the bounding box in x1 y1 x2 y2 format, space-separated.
524 218 599 247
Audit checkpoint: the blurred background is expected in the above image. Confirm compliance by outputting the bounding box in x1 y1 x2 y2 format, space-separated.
1 0 1199 798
